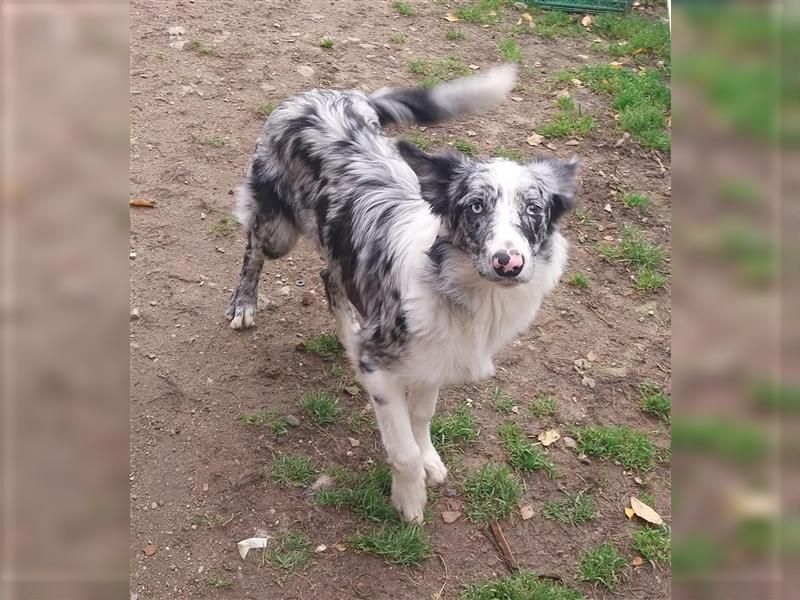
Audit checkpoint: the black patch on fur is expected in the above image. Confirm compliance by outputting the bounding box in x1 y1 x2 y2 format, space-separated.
326 200 366 316
548 193 572 231
250 160 295 224
397 140 463 216
359 359 375 374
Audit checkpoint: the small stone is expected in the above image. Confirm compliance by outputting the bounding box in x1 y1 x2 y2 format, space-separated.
130 252 137 259
581 376 596 389
571 78 583 86
520 504 534 520
466 130 477 137
314 544 327 553
634 476 644 485
151 502 158 509
130 308 140 320
301 291 315 306
510 96 523 102
143 544 157 557
563 436 577 449
468 64 480 70
296 65 315 78
441 510 461 523
167 26 186 36
577 54 589 60
149 300 158 306
147 354 156 360
526 133 543 146
586 350 597 361
168 40 188 50
357 43 376 49
566 139 580 146
573 358 592 372
285 414 301 427
335 543 346 552
348 437 360 448
278 286 291 296
604 203 613 213
545 143 557 151
200 212 206 219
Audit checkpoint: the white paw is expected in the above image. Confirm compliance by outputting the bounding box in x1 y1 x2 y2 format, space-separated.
391 474 427 524
422 452 448 486
229 306 255 330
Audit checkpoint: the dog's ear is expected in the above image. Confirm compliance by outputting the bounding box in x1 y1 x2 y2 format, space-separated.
397 139 463 216
542 156 580 224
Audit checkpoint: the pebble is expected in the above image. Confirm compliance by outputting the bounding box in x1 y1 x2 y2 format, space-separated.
562 436 577 449
130 252 137 259
149 300 158 306
130 308 140 320
314 544 327 553
167 26 186 36
441 511 461 524
278 286 291 296
573 358 591 372
200 212 206 220
581 376 596 389
285 414 301 427
348 437 360 448
296 65 315 78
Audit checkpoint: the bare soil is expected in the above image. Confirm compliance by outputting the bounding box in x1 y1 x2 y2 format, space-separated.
130 1 671 598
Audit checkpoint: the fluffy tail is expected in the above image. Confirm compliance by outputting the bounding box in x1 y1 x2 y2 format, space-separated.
369 63 518 127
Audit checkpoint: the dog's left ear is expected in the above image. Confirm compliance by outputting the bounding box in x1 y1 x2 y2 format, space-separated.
546 156 580 223
397 139 463 216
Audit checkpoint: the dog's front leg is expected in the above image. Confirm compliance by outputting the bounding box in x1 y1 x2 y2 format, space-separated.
408 383 448 485
363 370 426 524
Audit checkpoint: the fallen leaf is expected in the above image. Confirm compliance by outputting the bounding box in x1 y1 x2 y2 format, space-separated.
444 12 460 22
562 436 577 449
570 78 583 86
624 507 635 520
538 429 560 447
581 15 593 27
237 537 270 559
130 198 156 208
566 139 580 146
526 133 543 146
520 505 534 520
348 437 360 448
633 476 644 485
510 96 523 102
522 12 533 23
633 47 646 55
441 510 461 523
469 64 480 70
604 203 613 213
632 555 645 566
510 405 520 414
335 543 346 552
609 61 624 68
631 497 664 525
143 544 157 557
545 143 557 151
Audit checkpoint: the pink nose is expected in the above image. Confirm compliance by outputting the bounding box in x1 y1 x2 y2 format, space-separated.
492 250 524 277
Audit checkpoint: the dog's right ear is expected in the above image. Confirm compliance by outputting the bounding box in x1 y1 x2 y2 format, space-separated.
397 140 461 216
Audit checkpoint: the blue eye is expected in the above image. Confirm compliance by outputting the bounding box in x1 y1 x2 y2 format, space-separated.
470 202 483 214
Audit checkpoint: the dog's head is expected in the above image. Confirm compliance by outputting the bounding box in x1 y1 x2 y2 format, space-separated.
398 140 579 285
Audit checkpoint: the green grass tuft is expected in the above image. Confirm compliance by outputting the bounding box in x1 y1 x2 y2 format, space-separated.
299 392 341 426
598 225 668 292
315 465 398 523
430 404 477 453
634 525 672 564
639 380 671 421
350 523 431 566
409 57 470 88
542 491 598 526
208 574 232 588
671 418 768 464
489 386 516 414
240 408 288 434
537 98 596 139
567 273 590 289
194 512 235 528
264 531 312 575
493 146 523 161
592 14 671 62
446 28 465 41
270 455 317 487
318 36 335 48
187 39 220 56
210 214 238 237
579 541 627 589
498 38 523 62
456 0 505 25
195 133 227 148
255 100 276 117
462 462 520 522
621 192 650 209
573 424 657 471
533 9 584 39
635 268 668 292
405 129 435 151
390 32 407 44
497 422 556 477
453 138 477 156
461 569 588 600
392 1 415 16
529 395 557 417
303 331 344 359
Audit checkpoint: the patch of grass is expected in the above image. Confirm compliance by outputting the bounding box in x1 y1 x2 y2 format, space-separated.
195 133 227 148
635 268 668 292
240 408 288 435
270 416 289 435
462 462 520 523
405 128 435 151
318 36 335 48
255 100 276 117
456 0 505 25
537 98 597 139
408 57 470 89
348 409 376 432
497 422 556 477
264 531 312 575
598 225 668 291
315 465 398 522
270 455 317 487
498 38 523 62
489 386 516 414
207 574 232 589
392 1 415 16
567 273 590 289
430 404 477 453
446 28 465 41
633 525 672 564
639 380 671 422
187 38 219 56
542 490 598 526
453 138 477 156
579 541 626 590
390 32 406 44
593 14 671 62
572 207 593 227
533 9 583 39
671 418 768 464
299 392 341 426
194 512 235 528
493 146 522 161
530 395 557 418
621 192 650 209
210 214 238 237
573 424 657 471
350 523 431 566
461 570 588 600
303 331 344 359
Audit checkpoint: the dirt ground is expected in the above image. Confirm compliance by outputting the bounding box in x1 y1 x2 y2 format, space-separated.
130 1 671 598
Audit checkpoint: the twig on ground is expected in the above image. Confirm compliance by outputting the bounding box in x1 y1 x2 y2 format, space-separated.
489 521 519 573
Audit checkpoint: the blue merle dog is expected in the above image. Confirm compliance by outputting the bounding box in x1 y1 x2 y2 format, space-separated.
227 64 579 522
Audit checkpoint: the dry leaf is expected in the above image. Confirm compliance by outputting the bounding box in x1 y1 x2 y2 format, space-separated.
631 497 664 525
581 15 593 27
545 143 557 151
510 96 523 102
335 543 347 552
562 436 577 449
566 139 580 146
130 198 156 208
633 47 645 55
444 12 460 22
441 510 461 523
624 507 635 520
520 505 534 520
510 405 520 414
538 429 560 447
348 437 360 448
609 61 624 68
526 133 544 146
522 12 533 23
570 78 583 86
632 555 645 567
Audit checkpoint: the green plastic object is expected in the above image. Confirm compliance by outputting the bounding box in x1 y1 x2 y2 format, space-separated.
528 0 633 13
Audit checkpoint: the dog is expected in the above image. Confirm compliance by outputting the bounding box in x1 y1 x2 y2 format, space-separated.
227 64 578 522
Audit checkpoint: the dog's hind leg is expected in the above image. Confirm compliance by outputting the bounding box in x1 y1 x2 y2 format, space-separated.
227 213 299 329
320 268 362 366
408 383 448 485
